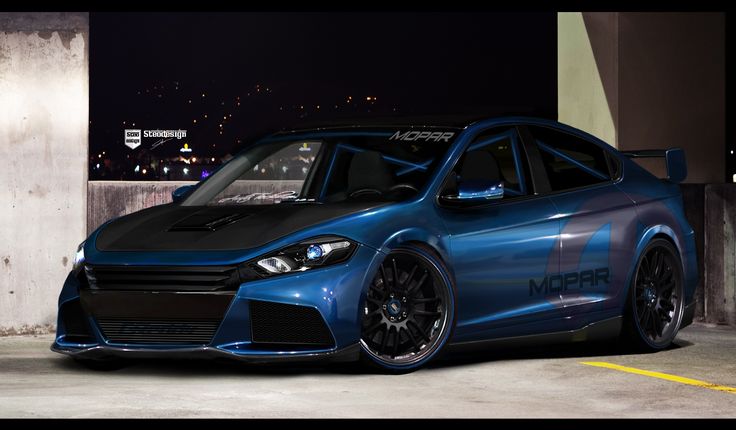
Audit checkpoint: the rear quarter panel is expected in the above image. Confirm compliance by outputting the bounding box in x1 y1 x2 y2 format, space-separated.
615 157 698 306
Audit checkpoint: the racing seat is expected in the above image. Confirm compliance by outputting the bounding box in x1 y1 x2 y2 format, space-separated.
346 151 395 199
459 150 501 183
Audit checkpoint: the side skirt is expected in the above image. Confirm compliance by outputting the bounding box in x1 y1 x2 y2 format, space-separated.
446 316 622 353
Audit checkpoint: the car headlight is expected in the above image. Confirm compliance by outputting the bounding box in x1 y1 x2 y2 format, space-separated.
253 237 356 276
73 241 85 272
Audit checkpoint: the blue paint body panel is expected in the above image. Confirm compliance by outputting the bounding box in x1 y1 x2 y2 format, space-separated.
53 116 698 363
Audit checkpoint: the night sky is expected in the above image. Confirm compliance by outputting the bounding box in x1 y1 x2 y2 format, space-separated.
90 12 557 180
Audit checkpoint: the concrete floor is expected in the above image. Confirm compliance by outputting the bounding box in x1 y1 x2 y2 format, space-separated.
0 322 734 418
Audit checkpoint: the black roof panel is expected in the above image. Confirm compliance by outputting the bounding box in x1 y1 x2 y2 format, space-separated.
274 107 555 134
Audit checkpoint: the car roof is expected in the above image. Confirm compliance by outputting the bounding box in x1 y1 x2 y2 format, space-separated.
272 109 556 134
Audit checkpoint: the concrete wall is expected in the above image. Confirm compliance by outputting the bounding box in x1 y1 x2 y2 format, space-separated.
87 181 195 234
702 185 736 325
87 180 303 234
558 12 725 183
681 184 736 325
0 13 89 334
618 13 725 183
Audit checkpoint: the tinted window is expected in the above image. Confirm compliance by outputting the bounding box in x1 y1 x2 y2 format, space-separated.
443 127 530 200
183 129 455 206
529 126 612 191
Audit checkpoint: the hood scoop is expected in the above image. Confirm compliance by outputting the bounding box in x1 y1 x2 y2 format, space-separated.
168 210 253 232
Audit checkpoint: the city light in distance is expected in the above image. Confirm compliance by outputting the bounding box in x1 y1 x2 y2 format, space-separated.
92 77 391 181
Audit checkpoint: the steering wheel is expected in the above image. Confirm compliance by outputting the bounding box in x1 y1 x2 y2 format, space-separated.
348 188 384 198
388 183 419 194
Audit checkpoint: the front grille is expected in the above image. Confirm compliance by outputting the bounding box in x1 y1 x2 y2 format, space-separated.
250 300 334 347
80 290 234 345
96 318 221 344
84 265 241 292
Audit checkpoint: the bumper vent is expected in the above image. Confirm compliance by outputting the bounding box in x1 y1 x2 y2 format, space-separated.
84 265 241 292
250 300 334 347
96 318 221 345
59 298 95 343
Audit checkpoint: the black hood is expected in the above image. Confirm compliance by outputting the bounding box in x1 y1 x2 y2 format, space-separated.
95 202 386 251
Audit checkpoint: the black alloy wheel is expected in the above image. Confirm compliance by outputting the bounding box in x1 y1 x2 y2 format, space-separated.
360 247 454 371
624 239 685 350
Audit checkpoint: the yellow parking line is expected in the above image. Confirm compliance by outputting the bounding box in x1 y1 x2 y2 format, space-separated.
580 361 736 394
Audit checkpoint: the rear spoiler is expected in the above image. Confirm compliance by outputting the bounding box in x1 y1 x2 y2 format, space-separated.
621 148 687 183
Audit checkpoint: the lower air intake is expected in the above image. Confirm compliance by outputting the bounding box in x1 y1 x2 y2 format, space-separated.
250 300 334 347
59 298 95 344
96 319 221 345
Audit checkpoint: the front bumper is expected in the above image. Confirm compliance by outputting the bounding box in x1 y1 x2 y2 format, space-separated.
53 244 382 362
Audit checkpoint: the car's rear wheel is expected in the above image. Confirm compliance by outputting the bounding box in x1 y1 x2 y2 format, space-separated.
359 245 455 373
622 238 685 351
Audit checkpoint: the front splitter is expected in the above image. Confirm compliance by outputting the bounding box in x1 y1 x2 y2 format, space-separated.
51 342 361 364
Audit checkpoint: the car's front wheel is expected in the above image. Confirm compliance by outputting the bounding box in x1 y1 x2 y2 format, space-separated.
359 245 455 373
622 238 685 351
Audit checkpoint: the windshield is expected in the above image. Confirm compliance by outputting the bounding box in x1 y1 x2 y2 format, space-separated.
181 129 458 206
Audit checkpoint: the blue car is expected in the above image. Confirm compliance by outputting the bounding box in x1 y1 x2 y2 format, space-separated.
52 116 697 372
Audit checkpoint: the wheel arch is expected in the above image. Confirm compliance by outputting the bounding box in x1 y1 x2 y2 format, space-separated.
358 237 458 371
377 228 454 280
621 225 684 311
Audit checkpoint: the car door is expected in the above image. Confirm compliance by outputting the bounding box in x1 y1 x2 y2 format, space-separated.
438 125 564 343
524 125 638 328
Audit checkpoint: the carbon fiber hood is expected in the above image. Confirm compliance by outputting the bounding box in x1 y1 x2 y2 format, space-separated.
95 202 387 251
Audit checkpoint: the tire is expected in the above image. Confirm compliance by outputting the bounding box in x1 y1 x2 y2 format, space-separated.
73 357 129 371
622 238 685 351
359 244 456 373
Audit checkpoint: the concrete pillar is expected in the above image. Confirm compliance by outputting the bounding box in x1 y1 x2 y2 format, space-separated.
704 185 736 326
618 12 725 184
558 12 725 183
557 12 618 148
0 13 89 334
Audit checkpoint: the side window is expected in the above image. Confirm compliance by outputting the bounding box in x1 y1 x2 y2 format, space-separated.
529 126 612 192
448 127 530 199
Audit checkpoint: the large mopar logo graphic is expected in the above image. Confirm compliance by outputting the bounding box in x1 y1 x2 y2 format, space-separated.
529 267 610 296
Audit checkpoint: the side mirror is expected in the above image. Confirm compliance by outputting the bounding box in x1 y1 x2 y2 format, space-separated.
171 185 195 203
441 179 504 204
